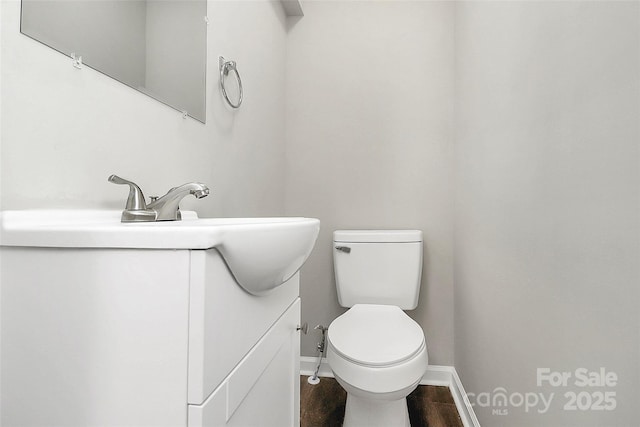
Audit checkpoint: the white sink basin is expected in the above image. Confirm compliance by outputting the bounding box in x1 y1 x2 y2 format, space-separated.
0 210 320 295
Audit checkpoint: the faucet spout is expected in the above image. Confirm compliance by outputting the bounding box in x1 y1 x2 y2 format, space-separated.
148 182 210 221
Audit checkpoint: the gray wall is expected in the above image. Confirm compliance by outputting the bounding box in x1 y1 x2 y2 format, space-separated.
285 1 456 364
454 2 640 426
1 0 288 217
0 0 2 211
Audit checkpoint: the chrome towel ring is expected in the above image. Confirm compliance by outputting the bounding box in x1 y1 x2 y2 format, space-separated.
219 56 243 109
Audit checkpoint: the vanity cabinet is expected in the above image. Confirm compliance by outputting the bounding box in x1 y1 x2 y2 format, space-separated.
189 298 301 427
187 250 301 426
0 246 301 427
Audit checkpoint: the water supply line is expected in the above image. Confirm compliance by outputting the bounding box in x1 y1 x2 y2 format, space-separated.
308 325 327 385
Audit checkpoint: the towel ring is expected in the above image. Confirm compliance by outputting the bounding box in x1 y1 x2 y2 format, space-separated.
219 56 243 109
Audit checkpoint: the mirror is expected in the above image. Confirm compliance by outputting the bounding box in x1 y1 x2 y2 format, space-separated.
21 0 207 123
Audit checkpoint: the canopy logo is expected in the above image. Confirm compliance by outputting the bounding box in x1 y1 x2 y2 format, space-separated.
465 367 618 416
466 388 553 415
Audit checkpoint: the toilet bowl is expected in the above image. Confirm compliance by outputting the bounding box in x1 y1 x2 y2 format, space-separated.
327 304 428 427
328 230 427 426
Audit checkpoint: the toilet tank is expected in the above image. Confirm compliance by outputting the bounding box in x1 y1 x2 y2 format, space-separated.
333 230 423 310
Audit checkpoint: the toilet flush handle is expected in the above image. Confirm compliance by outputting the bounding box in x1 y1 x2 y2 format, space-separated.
335 246 351 253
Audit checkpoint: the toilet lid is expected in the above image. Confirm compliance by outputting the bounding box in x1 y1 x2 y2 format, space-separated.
328 304 425 367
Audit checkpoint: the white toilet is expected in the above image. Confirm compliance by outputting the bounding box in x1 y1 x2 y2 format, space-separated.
327 230 428 427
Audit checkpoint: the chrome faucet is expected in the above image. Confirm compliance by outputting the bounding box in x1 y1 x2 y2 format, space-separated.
108 175 209 222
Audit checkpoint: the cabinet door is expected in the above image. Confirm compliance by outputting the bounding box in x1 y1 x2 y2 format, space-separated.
188 249 300 404
189 298 301 427
1 248 191 427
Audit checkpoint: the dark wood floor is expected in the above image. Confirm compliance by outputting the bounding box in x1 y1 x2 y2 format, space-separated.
300 376 463 427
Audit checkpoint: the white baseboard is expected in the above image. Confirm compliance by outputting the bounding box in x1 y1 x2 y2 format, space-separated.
300 357 480 427
424 365 481 427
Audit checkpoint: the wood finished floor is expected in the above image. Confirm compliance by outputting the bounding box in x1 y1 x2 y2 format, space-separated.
300 376 463 427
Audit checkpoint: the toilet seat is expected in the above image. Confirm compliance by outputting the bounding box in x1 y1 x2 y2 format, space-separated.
327 304 425 367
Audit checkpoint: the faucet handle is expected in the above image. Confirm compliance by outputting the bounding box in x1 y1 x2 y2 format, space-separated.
108 174 148 210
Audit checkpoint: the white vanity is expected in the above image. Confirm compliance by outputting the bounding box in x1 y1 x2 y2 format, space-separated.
0 210 320 427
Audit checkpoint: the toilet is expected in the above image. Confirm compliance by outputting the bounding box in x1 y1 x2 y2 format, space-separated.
327 230 428 427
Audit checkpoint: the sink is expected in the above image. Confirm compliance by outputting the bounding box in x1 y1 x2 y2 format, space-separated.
0 210 320 295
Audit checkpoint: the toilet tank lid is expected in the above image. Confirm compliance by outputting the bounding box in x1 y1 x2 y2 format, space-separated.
333 230 422 243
